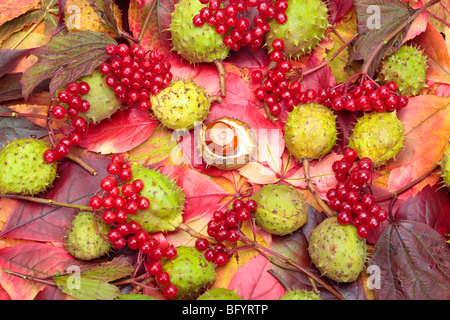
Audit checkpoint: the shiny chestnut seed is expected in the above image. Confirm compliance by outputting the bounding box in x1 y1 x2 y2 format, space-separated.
204 120 238 156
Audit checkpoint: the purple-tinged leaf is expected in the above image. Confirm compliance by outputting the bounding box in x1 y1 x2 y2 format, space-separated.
20 30 116 99
0 48 34 78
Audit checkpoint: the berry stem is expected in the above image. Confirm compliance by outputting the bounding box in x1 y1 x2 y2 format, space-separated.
302 33 359 77
361 0 441 75
3 269 56 286
0 194 93 211
208 95 223 105
66 154 98 176
428 10 450 28
374 163 440 202
0 111 50 120
213 60 227 97
237 230 345 300
138 0 158 42
303 159 336 218
178 222 217 244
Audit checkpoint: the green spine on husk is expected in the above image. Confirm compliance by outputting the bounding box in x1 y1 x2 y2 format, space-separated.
126 162 185 233
170 0 230 63
265 0 329 58
378 45 428 97
0 139 57 195
284 103 337 161
349 111 404 168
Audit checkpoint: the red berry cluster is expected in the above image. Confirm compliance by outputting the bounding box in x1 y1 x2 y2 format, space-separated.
43 82 91 163
194 198 257 265
90 155 180 298
325 148 388 239
252 39 303 117
89 155 150 239
100 43 173 110
193 0 288 51
315 80 409 112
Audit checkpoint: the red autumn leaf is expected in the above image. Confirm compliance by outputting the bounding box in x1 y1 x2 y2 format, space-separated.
413 22 450 84
80 108 160 154
159 165 229 222
0 0 41 26
0 156 110 242
0 243 75 300
395 184 450 237
384 95 450 195
227 254 286 300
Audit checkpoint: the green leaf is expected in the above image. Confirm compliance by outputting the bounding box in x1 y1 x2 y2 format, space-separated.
116 294 156 300
52 257 134 300
20 30 116 99
347 0 414 76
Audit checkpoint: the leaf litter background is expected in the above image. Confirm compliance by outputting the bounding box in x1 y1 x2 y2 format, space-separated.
0 0 448 300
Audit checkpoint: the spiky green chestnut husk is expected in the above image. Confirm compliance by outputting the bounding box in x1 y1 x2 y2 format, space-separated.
378 45 428 97
150 80 211 130
265 0 329 58
126 162 185 233
64 212 111 261
197 288 243 300
308 217 367 283
160 246 216 300
284 103 337 161
252 184 308 236
440 145 450 188
279 290 322 300
0 139 57 195
61 69 121 123
349 111 404 168
170 0 230 64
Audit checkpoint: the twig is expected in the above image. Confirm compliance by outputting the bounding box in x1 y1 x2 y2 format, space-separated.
3 269 56 286
428 10 450 28
0 194 93 211
302 159 336 218
208 95 223 105
178 223 217 244
362 0 441 74
238 231 345 300
375 163 439 202
66 154 98 176
213 60 227 97
138 0 158 42
302 33 359 77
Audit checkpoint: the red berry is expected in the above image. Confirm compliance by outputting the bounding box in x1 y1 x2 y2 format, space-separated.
337 210 352 225
52 105 66 119
148 261 163 275
127 236 140 250
356 224 370 238
214 251 229 265
105 44 117 55
193 14 205 27
43 149 57 163
195 238 209 251
204 248 216 262
164 245 177 259
156 272 170 285
275 11 287 24
102 210 116 224
163 284 178 298
244 199 257 212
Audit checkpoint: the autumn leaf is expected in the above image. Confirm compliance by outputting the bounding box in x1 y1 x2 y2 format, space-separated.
0 243 75 300
80 108 160 154
413 22 450 85
0 156 110 242
0 106 48 148
21 30 116 99
348 0 426 75
53 257 134 300
382 95 450 196
0 0 41 26
369 219 450 299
